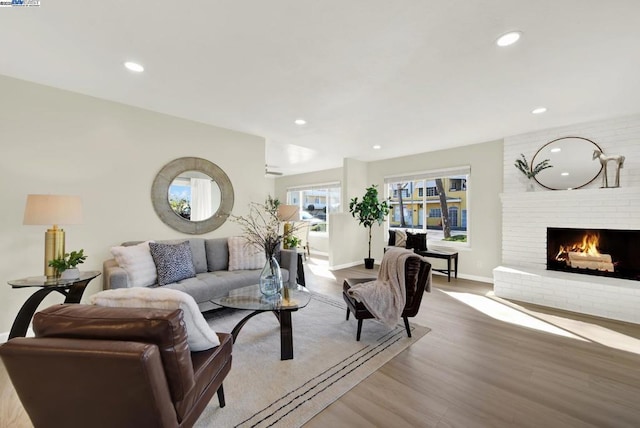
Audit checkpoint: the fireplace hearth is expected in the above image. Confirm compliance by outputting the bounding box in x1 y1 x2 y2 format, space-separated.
547 227 640 281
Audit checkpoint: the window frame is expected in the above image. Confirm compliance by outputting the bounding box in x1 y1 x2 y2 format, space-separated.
286 182 341 236
384 166 470 248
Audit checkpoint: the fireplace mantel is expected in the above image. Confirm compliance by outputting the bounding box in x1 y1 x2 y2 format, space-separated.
494 186 640 324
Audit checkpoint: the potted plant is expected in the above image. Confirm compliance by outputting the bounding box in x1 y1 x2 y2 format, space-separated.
515 153 552 191
349 185 390 269
48 249 87 280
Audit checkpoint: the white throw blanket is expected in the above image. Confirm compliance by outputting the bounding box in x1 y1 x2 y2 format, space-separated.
347 247 419 328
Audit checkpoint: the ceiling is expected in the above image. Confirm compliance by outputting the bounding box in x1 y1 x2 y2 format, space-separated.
1 1 639 176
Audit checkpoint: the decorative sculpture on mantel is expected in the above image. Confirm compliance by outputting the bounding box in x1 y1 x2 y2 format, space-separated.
592 149 625 188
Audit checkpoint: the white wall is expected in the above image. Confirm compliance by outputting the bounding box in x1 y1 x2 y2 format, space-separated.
277 140 504 279
0 75 273 334
495 114 640 323
367 140 504 281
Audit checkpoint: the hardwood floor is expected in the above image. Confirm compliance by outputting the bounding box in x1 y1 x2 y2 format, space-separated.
304 257 640 428
2 257 639 427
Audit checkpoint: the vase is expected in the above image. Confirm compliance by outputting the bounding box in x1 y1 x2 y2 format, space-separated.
60 268 80 280
526 179 536 192
259 256 282 297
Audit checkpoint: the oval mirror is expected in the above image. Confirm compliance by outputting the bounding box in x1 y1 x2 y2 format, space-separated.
152 157 234 234
533 137 603 190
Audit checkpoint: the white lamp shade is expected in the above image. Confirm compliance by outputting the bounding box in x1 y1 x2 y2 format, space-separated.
277 205 300 222
23 194 83 225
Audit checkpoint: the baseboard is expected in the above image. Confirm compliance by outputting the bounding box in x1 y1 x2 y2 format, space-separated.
329 260 377 271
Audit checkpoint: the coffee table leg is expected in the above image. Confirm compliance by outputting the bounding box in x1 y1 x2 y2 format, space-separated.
278 311 294 360
230 311 262 343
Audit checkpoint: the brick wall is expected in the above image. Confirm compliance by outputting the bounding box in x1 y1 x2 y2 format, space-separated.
495 114 640 323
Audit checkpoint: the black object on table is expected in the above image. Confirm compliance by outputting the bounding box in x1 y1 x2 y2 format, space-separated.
414 249 458 282
7 271 101 339
296 252 306 287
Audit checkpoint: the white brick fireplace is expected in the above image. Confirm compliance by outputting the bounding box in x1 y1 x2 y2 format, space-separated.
494 115 640 324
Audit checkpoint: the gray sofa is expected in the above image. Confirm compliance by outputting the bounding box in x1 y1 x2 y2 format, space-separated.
103 238 297 312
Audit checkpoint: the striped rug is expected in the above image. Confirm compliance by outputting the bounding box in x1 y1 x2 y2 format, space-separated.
197 292 430 428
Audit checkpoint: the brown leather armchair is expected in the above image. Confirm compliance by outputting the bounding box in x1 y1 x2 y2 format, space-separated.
343 256 431 340
0 304 232 428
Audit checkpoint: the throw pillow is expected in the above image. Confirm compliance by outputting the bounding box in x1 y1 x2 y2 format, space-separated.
406 231 428 251
228 236 265 271
89 287 220 351
110 241 157 287
394 230 407 248
388 230 396 246
149 241 196 286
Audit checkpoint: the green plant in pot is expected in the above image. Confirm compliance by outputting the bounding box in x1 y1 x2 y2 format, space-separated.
349 185 390 269
48 249 87 280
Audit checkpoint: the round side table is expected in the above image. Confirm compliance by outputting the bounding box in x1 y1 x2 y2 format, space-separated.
7 271 101 339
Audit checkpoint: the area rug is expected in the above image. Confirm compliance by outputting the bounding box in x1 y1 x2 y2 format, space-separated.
195 292 430 428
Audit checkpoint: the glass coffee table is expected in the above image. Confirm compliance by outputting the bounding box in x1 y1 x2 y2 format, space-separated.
210 284 310 360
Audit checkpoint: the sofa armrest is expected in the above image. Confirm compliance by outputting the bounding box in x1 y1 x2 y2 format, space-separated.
280 249 298 287
103 258 130 289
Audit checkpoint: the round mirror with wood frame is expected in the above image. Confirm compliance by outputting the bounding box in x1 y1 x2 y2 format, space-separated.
151 157 234 234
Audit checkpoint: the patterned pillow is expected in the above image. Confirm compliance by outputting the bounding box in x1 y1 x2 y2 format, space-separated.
228 236 265 271
148 241 196 286
394 230 407 248
110 241 157 287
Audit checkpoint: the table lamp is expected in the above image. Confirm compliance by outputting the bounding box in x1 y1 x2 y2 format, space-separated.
277 205 300 249
23 194 83 279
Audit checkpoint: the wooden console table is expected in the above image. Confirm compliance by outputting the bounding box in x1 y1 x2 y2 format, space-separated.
7 271 101 339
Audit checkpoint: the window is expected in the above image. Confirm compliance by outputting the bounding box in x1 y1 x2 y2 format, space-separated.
392 188 410 198
287 183 341 233
386 166 470 245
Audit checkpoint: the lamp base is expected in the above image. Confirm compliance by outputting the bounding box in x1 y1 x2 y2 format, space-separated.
45 227 65 279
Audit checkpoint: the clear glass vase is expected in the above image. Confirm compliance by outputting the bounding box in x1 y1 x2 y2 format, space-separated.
259 256 282 297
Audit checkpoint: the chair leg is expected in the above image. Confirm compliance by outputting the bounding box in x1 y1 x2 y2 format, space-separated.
403 317 411 338
217 384 226 408
357 319 363 341
346 308 350 320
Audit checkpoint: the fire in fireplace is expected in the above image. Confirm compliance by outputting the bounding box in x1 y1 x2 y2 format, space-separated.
547 227 640 281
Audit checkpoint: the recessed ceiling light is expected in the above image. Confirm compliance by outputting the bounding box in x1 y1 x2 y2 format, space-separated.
532 107 547 114
373 145 381 150
550 148 561 153
496 31 522 47
561 172 570 176
124 61 144 72
294 118 307 126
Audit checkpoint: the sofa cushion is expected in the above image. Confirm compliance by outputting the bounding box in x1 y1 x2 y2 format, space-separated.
89 287 220 351
110 241 157 287
149 241 197 286
227 236 265 271
186 239 207 274
205 238 229 272
394 230 407 247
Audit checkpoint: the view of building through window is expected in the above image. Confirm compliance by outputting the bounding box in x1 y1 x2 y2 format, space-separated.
386 167 469 243
287 184 341 233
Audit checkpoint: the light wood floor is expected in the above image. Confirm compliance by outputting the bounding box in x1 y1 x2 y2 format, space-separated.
304 257 640 428
2 258 640 427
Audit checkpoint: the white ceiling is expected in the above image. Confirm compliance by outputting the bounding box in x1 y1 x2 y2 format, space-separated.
2 1 639 176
